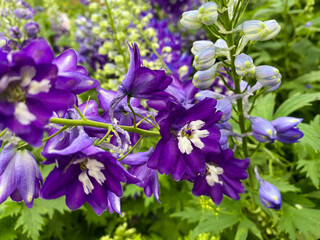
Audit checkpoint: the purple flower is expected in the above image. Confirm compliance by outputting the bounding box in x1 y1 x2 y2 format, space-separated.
109 42 172 123
271 117 303 143
192 149 249 204
0 38 76 146
0 144 43 208
249 117 277 143
24 22 40 39
255 167 281 210
52 49 99 94
121 148 160 202
148 98 222 181
10 27 22 39
41 149 139 215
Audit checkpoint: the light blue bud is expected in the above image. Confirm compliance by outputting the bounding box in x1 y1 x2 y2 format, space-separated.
193 65 218 89
191 40 214 55
255 166 281 210
255 65 281 87
195 90 223 101
216 97 232 122
242 20 281 41
180 10 202 30
235 53 255 78
214 39 229 58
193 47 216 71
198 2 219 25
249 116 277 143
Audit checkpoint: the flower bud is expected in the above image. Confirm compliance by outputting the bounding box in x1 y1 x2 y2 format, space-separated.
235 53 255 78
193 64 218 89
191 40 214 55
193 47 216 71
198 2 219 25
255 167 281 210
214 39 230 58
24 22 40 38
215 122 233 150
242 20 280 41
271 117 303 143
249 116 277 143
255 65 281 87
180 10 202 30
216 97 232 122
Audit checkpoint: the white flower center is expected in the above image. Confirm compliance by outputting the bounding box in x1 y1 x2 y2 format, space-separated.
78 158 106 195
28 79 51 95
14 102 36 125
205 163 224 187
177 120 209 154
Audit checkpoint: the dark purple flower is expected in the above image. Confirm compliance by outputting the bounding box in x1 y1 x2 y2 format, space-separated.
10 27 22 39
255 167 281 210
121 148 160 202
271 117 303 143
148 98 222 181
53 49 99 94
109 42 172 124
0 38 76 146
0 144 43 208
192 149 249 204
41 149 140 215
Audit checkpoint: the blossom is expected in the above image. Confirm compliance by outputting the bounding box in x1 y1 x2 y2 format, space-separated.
180 10 202 30
0 144 43 208
242 20 281 41
249 117 277 143
121 148 160 202
41 149 139 215
255 166 281 210
235 53 255 78
192 149 249 204
197 2 219 26
147 98 222 181
271 117 303 143
0 38 76 146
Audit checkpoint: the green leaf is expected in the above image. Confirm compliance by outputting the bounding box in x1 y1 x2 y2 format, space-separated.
274 93 320 118
171 208 204 223
0 201 22 219
15 204 45 240
278 203 320 240
235 218 263 240
0 217 17 240
299 123 320 151
297 159 320 188
251 93 276 121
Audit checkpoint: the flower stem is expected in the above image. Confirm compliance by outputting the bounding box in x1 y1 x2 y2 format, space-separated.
49 117 161 137
117 136 144 161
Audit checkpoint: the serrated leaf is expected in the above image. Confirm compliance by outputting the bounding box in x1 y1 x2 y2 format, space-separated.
171 208 205 223
274 93 320 118
298 123 320 151
251 93 276 121
0 201 22 219
15 205 45 240
35 198 69 218
297 159 320 188
278 203 320 240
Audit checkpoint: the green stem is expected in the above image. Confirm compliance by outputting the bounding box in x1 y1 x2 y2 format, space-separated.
127 97 137 128
117 136 144 161
104 0 128 72
49 117 161 137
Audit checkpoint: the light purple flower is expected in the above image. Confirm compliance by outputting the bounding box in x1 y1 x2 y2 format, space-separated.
249 117 277 143
0 144 43 208
271 117 303 143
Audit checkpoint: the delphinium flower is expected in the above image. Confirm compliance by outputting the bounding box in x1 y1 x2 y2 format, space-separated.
0 143 43 208
147 98 222 181
41 107 140 215
254 167 281 210
0 38 97 146
192 149 249 204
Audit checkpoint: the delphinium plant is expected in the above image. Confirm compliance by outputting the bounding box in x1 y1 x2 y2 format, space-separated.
0 0 320 240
